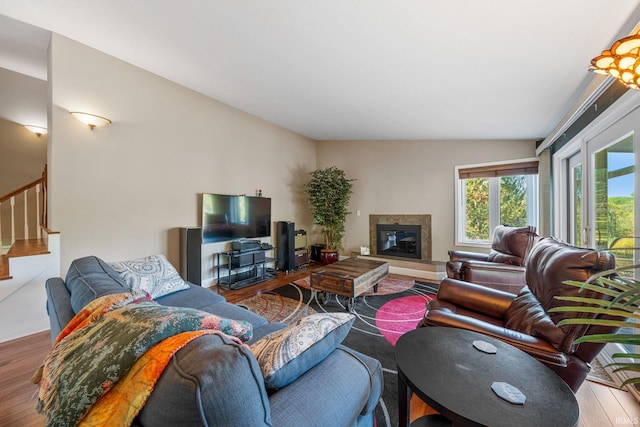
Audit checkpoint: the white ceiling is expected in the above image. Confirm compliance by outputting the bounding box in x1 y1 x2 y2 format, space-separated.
1 1 640 141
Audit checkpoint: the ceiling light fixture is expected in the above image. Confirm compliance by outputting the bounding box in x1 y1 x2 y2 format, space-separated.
590 31 640 90
24 125 47 137
70 111 112 130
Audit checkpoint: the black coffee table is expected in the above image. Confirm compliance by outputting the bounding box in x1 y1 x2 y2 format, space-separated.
396 327 579 427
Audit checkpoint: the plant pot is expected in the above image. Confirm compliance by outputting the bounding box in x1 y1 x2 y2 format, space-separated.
320 249 339 265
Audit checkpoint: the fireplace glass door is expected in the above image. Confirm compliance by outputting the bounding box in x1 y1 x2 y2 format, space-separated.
376 224 421 259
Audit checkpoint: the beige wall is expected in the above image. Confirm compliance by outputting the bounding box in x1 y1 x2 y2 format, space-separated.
0 118 47 195
48 34 317 277
0 119 47 243
316 139 538 261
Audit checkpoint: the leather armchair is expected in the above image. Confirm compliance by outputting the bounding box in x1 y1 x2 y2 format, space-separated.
419 237 619 391
447 225 540 294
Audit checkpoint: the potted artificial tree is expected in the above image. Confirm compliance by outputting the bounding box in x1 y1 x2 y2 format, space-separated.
304 166 355 265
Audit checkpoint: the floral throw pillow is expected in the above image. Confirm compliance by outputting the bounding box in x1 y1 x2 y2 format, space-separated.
250 312 355 389
108 254 190 299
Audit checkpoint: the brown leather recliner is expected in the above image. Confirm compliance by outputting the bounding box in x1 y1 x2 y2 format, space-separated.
447 225 540 294
420 237 618 392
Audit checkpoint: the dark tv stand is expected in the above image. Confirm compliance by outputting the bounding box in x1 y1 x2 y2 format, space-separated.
215 248 276 290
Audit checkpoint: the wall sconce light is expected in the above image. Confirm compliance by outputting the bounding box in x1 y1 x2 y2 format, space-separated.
590 31 640 90
70 111 112 130
24 125 47 137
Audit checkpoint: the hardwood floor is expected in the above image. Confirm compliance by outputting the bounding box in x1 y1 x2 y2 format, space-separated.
1 271 638 426
0 330 48 427
576 380 640 427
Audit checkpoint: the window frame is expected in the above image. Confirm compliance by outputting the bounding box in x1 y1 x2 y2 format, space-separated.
455 158 540 247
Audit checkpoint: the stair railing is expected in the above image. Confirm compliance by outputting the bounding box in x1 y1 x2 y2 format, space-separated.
0 165 47 247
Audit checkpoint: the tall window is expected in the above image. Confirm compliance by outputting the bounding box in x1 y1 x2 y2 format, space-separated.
456 160 539 245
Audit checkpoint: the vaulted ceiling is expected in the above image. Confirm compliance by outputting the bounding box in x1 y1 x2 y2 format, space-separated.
1 1 639 140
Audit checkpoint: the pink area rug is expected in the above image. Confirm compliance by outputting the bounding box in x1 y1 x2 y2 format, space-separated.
375 295 430 346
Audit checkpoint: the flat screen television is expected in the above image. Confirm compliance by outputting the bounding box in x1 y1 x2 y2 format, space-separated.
201 193 271 243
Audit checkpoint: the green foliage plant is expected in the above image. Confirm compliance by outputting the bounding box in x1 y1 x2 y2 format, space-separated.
465 178 489 240
499 176 527 227
304 166 355 251
463 175 528 241
551 259 640 388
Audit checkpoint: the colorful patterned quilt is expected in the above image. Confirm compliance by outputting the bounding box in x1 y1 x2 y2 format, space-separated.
33 291 253 426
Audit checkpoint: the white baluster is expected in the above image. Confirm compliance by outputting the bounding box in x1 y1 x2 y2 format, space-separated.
10 196 15 244
24 189 29 239
36 184 41 239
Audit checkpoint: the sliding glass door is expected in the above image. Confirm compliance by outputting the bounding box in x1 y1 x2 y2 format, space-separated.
562 127 637 257
556 104 639 389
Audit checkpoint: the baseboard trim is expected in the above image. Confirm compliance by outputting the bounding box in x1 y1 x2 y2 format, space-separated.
355 254 446 282
388 265 445 281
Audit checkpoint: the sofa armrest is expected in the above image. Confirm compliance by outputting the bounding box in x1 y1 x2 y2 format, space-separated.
139 333 272 426
461 260 527 291
448 250 489 262
436 278 516 319
45 277 74 344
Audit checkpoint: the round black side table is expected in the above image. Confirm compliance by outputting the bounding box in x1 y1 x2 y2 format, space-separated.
396 327 579 427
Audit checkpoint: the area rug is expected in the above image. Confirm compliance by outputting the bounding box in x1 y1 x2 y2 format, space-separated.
237 288 317 323
587 357 619 388
239 276 622 424
238 274 439 427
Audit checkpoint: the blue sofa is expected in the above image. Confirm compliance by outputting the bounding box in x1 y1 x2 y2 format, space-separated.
45 256 383 426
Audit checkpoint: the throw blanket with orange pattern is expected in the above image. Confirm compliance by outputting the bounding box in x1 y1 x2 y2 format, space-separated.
33 291 252 427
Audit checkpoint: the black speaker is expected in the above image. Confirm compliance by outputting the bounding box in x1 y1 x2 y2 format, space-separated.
180 227 202 285
276 221 295 271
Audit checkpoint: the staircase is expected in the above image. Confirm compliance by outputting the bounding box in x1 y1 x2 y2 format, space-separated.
0 238 47 279
0 166 60 343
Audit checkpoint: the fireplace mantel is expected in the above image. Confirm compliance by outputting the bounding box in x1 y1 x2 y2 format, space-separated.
369 214 432 260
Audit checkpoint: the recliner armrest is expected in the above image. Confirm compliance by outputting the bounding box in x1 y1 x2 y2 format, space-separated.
461 260 527 291
447 250 492 280
419 309 566 366
448 250 489 262
436 278 515 319
461 260 526 274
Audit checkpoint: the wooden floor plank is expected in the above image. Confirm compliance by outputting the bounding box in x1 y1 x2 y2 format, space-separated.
576 381 615 427
1 238 50 281
590 381 628 425
6 238 49 258
0 330 50 427
611 384 640 421
590 380 640 426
